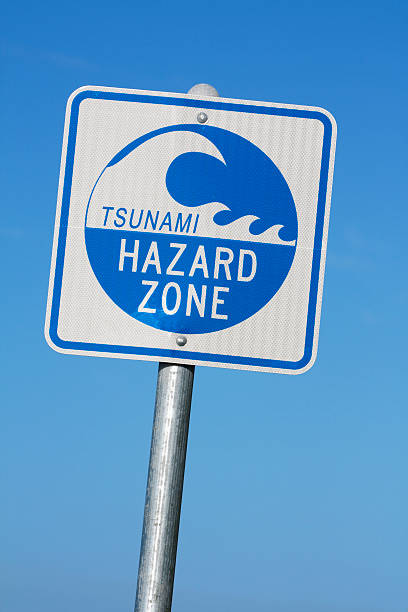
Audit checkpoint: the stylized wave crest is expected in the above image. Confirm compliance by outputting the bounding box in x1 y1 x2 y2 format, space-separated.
165 125 297 242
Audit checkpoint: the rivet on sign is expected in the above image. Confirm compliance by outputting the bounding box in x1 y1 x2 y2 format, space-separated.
176 335 187 347
196 112 208 124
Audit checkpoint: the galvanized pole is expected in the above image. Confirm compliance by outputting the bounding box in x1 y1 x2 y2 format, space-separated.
134 363 194 612
134 84 219 612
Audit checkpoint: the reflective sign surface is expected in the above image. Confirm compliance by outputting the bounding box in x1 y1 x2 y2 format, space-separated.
45 86 336 373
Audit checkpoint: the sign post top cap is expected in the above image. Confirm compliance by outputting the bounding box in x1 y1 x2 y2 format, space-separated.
188 83 219 97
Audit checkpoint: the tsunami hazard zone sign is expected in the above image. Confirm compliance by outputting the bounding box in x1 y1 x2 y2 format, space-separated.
45 86 336 374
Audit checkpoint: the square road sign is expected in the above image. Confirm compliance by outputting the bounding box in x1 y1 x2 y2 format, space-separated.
45 86 336 374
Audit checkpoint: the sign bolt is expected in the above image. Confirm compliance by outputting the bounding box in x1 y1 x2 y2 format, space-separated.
176 336 187 347
196 112 208 124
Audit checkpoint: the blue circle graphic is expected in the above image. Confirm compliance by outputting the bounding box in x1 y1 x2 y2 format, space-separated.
85 124 297 334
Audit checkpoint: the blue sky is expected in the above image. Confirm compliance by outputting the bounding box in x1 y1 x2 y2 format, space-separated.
1 1 407 611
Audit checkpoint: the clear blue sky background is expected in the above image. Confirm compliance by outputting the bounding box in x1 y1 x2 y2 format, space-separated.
1 1 407 611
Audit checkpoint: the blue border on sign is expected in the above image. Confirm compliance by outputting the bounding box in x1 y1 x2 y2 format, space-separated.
48 90 333 370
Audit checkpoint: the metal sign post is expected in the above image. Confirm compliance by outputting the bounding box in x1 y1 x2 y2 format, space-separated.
134 363 194 612
134 83 220 612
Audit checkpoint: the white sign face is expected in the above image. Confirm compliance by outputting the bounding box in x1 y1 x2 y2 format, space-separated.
45 86 336 374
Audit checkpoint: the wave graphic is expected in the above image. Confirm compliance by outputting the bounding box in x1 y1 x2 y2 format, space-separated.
166 126 297 242
105 124 297 243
